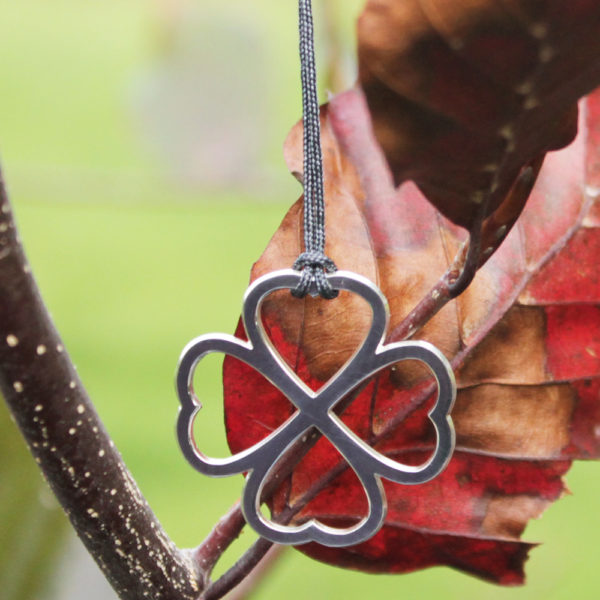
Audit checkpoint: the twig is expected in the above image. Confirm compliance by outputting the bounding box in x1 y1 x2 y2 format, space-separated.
201 538 274 600
193 503 247 585
0 174 202 600
390 159 540 342
388 226 482 342
222 546 285 600
202 499 309 600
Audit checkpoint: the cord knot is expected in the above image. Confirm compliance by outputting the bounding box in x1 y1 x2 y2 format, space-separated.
292 251 338 299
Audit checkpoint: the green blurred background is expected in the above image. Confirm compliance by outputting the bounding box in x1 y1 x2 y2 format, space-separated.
0 1 599 598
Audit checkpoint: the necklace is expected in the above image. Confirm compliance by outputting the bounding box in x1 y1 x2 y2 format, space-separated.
175 0 456 548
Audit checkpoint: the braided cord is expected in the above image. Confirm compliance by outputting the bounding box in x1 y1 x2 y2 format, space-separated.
292 0 338 300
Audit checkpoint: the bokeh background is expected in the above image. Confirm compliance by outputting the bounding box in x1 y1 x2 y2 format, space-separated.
1 1 599 599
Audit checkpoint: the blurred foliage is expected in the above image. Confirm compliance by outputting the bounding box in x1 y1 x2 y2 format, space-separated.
0 1 599 599
0 406 67 600
132 0 360 186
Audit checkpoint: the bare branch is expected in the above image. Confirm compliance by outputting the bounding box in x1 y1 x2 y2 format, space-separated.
201 538 274 600
0 174 202 600
193 503 246 584
390 159 541 342
221 546 285 600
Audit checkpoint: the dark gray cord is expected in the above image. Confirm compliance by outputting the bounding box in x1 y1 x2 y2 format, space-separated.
292 0 338 300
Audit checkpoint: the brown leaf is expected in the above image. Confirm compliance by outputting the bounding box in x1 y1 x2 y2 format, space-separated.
358 0 600 228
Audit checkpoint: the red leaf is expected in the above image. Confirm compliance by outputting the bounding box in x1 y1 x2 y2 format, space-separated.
222 86 600 584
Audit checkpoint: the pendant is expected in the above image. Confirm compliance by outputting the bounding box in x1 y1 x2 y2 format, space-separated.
176 269 456 547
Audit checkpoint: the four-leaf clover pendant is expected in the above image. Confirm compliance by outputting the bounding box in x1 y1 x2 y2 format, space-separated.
176 269 456 547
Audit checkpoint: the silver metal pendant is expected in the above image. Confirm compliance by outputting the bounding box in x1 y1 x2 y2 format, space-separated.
176 269 456 547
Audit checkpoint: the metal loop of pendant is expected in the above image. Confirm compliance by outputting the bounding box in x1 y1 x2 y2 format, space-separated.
176 270 456 548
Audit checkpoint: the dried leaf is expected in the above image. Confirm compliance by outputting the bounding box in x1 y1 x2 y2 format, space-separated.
358 0 600 228
223 87 600 584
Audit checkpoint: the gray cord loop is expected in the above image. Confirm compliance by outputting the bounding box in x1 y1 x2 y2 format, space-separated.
292 0 338 300
292 251 338 299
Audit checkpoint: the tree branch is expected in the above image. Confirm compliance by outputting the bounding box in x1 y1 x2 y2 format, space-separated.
202 538 274 600
193 503 246 585
222 546 285 600
201 504 301 600
0 173 203 600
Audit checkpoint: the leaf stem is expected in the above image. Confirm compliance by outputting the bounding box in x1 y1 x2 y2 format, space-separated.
390 158 540 342
388 219 483 342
